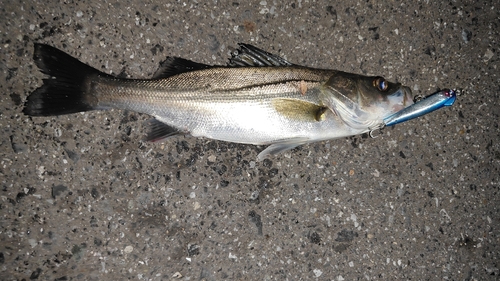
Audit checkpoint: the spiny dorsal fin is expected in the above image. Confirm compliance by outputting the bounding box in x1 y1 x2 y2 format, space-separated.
228 43 294 67
152 57 213 79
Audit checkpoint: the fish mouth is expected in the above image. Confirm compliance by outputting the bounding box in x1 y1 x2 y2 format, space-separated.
402 86 414 108
391 86 414 112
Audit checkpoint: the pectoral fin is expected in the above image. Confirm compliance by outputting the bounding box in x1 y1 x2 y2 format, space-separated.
273 98 328 122
257 137 310 161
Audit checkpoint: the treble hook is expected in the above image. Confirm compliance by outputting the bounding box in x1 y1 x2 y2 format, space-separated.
368 124 385 138
369 129 380 138
413 94 425 103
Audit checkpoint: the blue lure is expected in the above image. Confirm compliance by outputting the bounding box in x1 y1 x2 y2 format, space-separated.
383 89 457 127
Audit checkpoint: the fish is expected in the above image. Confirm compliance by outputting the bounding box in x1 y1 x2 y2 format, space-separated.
382 89 456 126
23 43 414 160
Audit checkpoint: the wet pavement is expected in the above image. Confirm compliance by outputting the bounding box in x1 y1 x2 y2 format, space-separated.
1 1 499 280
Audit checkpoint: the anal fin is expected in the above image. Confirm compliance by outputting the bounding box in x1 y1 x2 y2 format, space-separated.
144 119 181 142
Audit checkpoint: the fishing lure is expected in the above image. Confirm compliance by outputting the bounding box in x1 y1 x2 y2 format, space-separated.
383 89 457 126
368 89 456 137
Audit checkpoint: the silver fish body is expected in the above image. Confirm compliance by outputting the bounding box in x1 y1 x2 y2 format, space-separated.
95 67 335 144
24 43 414 159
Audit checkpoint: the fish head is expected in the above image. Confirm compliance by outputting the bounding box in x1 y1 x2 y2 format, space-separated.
356 76 413 113
322 72 414 129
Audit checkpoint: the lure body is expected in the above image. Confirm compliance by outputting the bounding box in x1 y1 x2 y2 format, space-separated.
383 89 456 126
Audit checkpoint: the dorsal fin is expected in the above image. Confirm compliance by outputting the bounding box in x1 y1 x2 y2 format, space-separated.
228 43 294 67
152 57 213 79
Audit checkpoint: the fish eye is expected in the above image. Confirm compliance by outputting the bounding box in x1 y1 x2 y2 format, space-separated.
373 77 389 92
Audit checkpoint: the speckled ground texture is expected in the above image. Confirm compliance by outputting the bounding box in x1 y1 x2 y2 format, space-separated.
1 0 499 280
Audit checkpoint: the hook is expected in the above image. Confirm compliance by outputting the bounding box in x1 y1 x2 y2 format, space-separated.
368 124 385 138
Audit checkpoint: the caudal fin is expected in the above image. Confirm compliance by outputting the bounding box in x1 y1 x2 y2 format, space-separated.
23 44 112 116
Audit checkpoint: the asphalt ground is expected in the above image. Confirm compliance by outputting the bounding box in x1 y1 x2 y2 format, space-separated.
1 1 499 280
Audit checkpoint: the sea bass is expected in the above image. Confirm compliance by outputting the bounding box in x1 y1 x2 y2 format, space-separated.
23 43 414 160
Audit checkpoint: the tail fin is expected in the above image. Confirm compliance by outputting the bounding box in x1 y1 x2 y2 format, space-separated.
23 44 112 116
